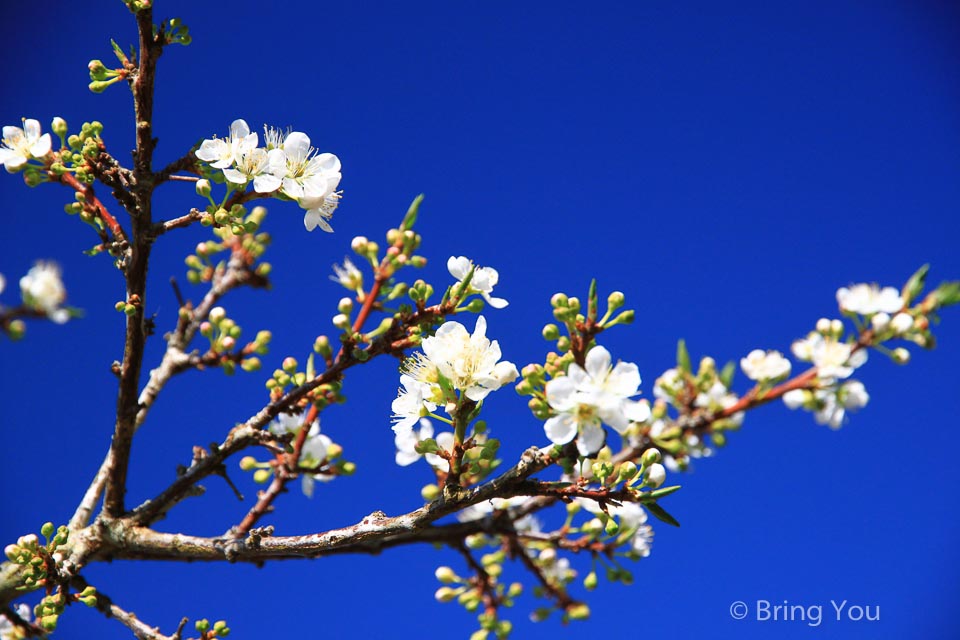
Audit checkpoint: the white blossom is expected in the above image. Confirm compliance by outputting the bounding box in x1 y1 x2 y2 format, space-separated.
457 497 540 534
890 312 914 334
268 412 333 497
811 335 867 380
783 381 869 429
0 119 52 172
694 380 744 426
653 367 684 402
391 375 438 433
195 119 257 169
277 131 342 200
394 418 455 469
578 499 653 557
331 258 363 290
19 261 69 323
836 283 904 315
740 349 791 381
543 346 651 456
300 191 342 232
222 146 285 193
0 273 5 295
447 256 508 309
646 462 666 488
420 316 518 402
782 388 807 409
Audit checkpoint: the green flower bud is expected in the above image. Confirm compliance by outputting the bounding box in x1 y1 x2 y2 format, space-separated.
41 522 55 539
196 619 210 633
566 603 591 621
435 566 458 583
421 484 441 501
434 586 459 603
465 298 485 313
618 461 638 481
541 324 560 340
551 293 569 308
583 571 598 591
892 347 910 364
239 456 258 471
195 178 211 197
241 357 261 372
51 117 68 137
282 357 298 373
252 469 271 484
604 518 620 536
340 461 357 475
641 448 662 466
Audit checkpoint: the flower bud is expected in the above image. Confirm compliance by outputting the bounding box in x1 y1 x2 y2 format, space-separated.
891 312 914 334
282 357 298 373
618 461 638 482
195 178 211 197
645 462 666 488
583 571 598 591
541 323 560 340
239 456 258 471
337 297 353 314
566 603 591 621
220 336 236 351
550 293 568 308
435 566 458 583
209 307 226 324
891 347 910 364
253 469 271 484
871 312 890 332
641 448 661 466
830 319 844 336
434 586 458 603
332 313 350 330
421 483 441 501
816 317 831 333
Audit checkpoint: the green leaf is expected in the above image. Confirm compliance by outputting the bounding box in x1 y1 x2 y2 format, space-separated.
676 339 692 374
933 281 960 309
587 278 598 323
645 502 681 527
401 194 424 231
902 264 930 305
719 360 736 388
644 485 682 500
306 353 316 381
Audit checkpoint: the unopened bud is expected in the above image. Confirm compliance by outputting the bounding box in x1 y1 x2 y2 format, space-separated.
332 313 350 330
252 469 271 484
645 462 666 488
891 347 910 364
435 566 458 583
567 603 591 621
195 178 211 197
337 297 353 314
641 448 661 465
209 307 226 324
239 456 258 471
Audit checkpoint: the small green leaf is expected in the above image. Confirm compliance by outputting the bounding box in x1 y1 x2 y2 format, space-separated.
644 484 682 500
902 264 929 305
306 353 316 381
401 194 424 231
676 339 692 374
587 279 598 323
645 502 681 527
932 281 960 309
719 360 736 388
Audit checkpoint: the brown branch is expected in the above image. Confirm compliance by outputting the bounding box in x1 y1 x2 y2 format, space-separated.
103 5 163 518
56 171 128 246
72 577 187 640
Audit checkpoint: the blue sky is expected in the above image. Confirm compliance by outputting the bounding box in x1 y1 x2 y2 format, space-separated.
2 1 959 639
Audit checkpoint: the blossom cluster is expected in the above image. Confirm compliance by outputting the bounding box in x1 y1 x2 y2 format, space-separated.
392 315 519 433
196 119 342 232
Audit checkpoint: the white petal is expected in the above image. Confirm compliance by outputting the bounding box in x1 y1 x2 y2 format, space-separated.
576 424 605 456
544 414 577 445
608 362 641 396
447 256 471 280
253 173 281 193
222 168 247 185
29 133 51 158
395 450 422 466
313 152 341 173
301 475 315 498
545 377 577 411
230 119 250 138
584 346 612 380
482 292 509 309
22 119 41 139
624 399 651 423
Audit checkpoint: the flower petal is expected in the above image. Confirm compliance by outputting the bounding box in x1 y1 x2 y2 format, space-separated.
544 414 577 445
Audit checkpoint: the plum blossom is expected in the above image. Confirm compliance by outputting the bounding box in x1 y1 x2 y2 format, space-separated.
447 256 508 309
331 258 363 290
222 146 285 193
836 283 904 315
740 349 791 381
543 346 651 456
19 261 69 323
269 412 334 497
783 380 869 429
391 375 439 433
276 131 342 201
791 333 867 380
300 191 342 232
0 119 52 172
420 316 518 402
578 499 654 557
195 119 257 169
394 418 456 469
692 380 744 426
